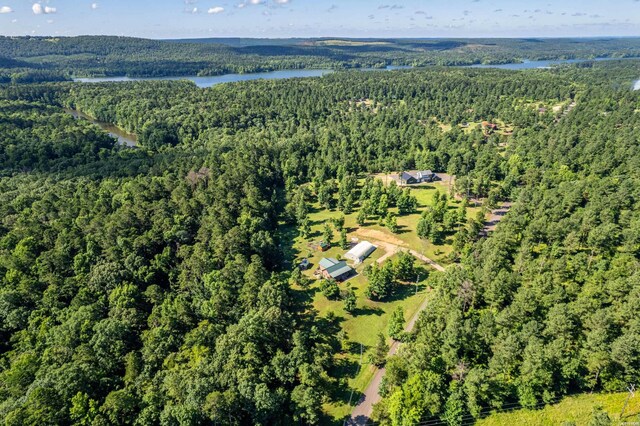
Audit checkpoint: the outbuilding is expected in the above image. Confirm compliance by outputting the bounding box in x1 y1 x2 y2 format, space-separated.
344 241 377 264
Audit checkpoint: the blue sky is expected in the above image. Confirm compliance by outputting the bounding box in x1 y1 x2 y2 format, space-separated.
0 0 638 39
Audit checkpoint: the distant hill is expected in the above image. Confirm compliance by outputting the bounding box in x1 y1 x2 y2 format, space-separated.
1 35 640 79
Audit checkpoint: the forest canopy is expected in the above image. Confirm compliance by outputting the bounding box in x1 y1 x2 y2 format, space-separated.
0 59 639 424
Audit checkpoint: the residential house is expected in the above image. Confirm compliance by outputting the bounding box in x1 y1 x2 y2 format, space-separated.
393 170 436 185
318 258 354 281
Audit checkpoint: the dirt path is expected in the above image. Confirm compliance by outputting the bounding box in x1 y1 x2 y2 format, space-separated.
347 232 442 425
481 202 512 236
347 290 432 425
353 229 445 273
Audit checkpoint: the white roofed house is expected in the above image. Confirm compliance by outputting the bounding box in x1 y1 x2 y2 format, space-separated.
344 241 377 264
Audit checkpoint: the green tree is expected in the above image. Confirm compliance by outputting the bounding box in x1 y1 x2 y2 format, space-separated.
385 212 399 233
339 228 349 250
344 287 357 313
322 223 333 244
388 306 405 340
320 279 340 300
357 209 367 226
588 405 611 426
392 251 416 282
333 214 345 231
370 333 389 367
365 263 395 300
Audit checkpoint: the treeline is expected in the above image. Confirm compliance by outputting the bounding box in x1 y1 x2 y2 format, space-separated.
1 36 640 78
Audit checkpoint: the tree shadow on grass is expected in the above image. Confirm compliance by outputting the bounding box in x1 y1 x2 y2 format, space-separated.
327 356 366 415
385 281 428 303
351 305 385 317
394 224 411 235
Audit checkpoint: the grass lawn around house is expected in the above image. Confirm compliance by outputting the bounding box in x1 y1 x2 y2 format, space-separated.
281 176 476 422
476 392 640 426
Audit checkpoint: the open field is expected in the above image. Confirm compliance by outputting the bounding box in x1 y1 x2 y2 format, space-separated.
477 392 640 426
283 176 480 421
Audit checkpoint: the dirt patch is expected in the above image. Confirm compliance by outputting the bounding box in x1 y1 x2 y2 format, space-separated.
354 228 406 247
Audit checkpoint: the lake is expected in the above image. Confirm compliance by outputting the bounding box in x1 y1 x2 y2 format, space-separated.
65 109 137 147
73 65 411 88
469 57 635 70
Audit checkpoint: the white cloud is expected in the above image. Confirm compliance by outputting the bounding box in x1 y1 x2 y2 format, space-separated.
208 6 224 14
32 3 57 14
91 3 99 10
274 0 290 4
0 6 13 13
248 0 264 4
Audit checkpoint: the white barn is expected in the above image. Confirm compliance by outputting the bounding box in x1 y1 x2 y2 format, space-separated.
344 241 377 264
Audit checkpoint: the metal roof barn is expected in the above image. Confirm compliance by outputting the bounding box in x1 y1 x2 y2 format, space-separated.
344 241 377 264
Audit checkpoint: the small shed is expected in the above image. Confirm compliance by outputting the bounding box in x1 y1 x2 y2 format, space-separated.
344 241 377 264
318 241 330 252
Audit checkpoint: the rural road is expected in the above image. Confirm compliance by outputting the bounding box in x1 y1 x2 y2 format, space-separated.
347 251 442 425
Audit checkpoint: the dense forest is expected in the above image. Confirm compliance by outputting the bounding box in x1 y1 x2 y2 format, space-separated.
1 36 640 80
0 58 639 424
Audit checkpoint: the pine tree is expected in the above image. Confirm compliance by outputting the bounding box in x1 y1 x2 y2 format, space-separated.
344 287 356 313
370 333 389 367
388 306 405 340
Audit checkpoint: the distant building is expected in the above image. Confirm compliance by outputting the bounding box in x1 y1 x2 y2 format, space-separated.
299 258 310 270
392 170 436 185
482 121 498 130
344 241 376 264
318 258 354 281
318 241 330 252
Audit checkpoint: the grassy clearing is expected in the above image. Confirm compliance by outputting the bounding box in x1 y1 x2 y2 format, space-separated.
477 392 640 426
283 177 478 422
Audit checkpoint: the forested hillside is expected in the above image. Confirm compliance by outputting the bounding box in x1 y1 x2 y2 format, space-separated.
1 36 640 80
0 60 639 424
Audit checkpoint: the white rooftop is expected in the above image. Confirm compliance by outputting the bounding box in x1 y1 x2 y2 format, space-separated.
344 241 376 262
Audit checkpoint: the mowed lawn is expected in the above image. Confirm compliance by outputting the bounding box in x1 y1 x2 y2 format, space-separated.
284 177 473 421
477 392 640 426
292 233 430 421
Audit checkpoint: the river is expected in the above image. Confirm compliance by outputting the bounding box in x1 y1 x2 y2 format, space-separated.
65 109 137 147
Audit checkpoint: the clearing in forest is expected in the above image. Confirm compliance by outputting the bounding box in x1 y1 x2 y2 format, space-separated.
282 176 481 421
